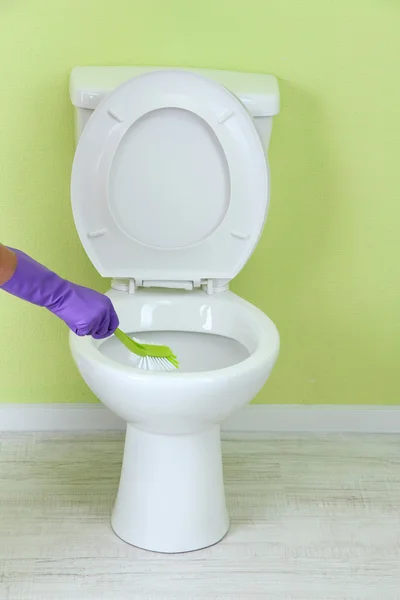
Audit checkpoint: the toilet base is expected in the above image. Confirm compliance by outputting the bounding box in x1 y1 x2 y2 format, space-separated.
111 424 229 553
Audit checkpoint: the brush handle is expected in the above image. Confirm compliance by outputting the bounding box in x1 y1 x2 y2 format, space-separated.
114 328 147 356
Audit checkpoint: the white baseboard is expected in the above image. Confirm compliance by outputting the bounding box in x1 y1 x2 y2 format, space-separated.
0 403 400 434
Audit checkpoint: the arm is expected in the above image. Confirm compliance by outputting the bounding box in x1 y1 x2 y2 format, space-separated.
0 244 119 339
0 244 17 286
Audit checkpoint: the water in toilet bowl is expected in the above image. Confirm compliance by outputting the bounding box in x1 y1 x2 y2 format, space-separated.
99 331 250 373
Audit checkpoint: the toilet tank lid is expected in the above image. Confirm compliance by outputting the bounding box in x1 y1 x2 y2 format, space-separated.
70 66 280 118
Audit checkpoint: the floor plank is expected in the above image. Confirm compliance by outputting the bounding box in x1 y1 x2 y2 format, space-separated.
0 433 400 599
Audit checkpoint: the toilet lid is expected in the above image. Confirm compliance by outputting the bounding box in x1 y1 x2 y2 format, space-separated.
71 70 269 285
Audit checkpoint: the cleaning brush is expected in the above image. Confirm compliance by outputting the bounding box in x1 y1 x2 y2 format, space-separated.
114 328 179 372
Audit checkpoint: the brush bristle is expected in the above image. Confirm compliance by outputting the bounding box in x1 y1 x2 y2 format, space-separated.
132 337 178 372
137 356 177 372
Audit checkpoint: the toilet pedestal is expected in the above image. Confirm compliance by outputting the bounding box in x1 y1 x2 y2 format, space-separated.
111 424 229 553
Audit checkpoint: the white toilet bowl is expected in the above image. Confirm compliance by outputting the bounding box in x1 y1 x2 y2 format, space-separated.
69 67 280 552
70 288 279 552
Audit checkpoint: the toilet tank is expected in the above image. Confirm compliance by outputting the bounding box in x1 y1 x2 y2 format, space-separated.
70 67 279 151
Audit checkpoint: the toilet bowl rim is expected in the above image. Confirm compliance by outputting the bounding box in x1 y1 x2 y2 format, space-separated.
69 293 280 380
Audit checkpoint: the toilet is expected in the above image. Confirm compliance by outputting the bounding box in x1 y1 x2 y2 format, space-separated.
69 66 280 553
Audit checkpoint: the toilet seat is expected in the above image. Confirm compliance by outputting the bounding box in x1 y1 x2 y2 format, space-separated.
70 289 279 387
71 70 269 287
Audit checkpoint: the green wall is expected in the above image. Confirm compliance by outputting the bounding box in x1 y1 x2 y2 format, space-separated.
1 1 399 405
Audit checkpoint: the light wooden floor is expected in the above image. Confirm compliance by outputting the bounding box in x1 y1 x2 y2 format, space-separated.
0 433 400 599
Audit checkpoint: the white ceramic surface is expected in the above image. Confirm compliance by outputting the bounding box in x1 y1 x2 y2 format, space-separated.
70 66 280 115
70 289 279 552
69 67 280 552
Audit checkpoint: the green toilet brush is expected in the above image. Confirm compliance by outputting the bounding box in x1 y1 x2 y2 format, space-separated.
114 328 179 372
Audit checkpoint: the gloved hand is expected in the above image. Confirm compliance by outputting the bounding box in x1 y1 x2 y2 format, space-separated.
1 248 119 339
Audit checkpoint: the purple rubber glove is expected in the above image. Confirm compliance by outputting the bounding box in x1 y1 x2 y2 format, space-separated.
1 248 119 339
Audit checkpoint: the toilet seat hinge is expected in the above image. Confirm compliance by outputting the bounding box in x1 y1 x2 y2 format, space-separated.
135 279 199 291
201 279 229 295
111 278 229 294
